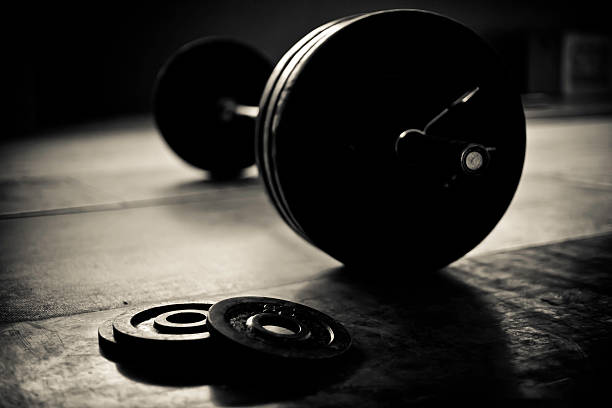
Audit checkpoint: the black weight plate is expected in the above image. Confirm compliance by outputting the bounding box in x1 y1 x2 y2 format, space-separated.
264 10 526 269
206 296 351 360
98 318 121 361
256 15 359 240
110 302 214 356
264 14 373 245
262 15 367 243
154 38 272 177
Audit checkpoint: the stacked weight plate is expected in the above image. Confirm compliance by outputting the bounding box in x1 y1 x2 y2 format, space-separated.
256 10 525 269
98 297 351 364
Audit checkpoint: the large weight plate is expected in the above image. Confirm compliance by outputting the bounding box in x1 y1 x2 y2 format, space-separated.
206 296 351 360
256 14 362 241
154 38 272 177
260 10 526 269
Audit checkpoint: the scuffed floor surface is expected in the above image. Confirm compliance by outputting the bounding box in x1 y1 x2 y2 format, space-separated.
0 115 611 406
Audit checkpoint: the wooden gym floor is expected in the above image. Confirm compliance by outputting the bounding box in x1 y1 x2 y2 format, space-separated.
0 114 611 406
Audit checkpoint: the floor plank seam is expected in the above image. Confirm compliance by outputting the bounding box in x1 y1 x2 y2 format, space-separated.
0 187 263 220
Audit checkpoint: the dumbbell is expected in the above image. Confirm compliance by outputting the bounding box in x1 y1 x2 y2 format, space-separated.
153 9 526 269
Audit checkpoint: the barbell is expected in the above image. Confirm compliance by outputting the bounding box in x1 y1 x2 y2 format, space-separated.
153 9 525 269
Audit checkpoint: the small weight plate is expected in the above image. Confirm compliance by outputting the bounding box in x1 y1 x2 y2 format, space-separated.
154 38 272 177
109 302 214 356
206 296 351 360
98 317 121 361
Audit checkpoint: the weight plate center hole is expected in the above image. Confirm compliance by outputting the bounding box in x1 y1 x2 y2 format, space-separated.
263 325 296 335
246 313 310 341
166 311 206 324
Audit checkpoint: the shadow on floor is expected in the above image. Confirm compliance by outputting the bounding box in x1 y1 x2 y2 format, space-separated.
287 265 521 406
112 341 364 405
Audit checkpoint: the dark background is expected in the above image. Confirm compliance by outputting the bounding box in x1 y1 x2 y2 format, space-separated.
7 0 612 137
